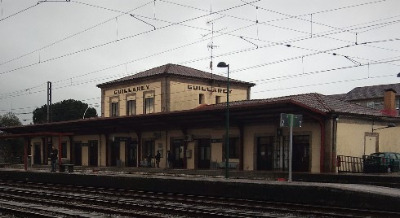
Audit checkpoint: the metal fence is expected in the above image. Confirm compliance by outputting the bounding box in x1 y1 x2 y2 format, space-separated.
337 155 364 173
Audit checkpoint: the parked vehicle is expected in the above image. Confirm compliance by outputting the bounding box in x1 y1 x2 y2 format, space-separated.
363 152 400 173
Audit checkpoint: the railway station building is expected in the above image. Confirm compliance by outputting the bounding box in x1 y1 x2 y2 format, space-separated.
1 64 400 173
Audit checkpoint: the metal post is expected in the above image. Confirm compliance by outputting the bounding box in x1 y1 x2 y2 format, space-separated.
225 65 230 179
47 81 52 123
288 114 293 182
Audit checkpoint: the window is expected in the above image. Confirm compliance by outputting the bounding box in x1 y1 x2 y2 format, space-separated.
144 92 155 114
223 137 239 159
199 94 205 104
111 102 119 117
366 101 375 109
216 96 221 104
126 100 136 116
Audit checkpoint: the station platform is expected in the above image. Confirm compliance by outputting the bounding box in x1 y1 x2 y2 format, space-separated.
1 165 400 212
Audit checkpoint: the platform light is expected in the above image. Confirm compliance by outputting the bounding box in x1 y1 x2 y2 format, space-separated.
217 62 230 179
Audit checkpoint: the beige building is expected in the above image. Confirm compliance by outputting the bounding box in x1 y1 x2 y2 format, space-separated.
1 64 400 173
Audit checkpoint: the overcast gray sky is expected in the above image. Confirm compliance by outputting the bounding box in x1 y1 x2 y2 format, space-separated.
1 0 400 124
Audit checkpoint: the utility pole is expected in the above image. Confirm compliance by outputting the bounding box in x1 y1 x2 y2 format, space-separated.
47 81 52 123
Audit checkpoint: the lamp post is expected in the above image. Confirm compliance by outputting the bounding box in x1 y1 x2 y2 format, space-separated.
217 62 230 179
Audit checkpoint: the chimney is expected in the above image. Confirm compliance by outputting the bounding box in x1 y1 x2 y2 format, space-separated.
380 88 397 117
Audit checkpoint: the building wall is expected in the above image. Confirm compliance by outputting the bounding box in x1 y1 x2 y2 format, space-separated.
169 78 249 111
100 78 250 117
336 119 371 157
336 117 400 157
101 81 162 117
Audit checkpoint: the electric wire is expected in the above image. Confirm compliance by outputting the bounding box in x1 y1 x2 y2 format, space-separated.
0 0 259 76
0 1 154 67
0 2 40 22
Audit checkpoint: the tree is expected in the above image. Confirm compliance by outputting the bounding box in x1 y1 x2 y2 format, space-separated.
33 99 97 124
0 112 23 163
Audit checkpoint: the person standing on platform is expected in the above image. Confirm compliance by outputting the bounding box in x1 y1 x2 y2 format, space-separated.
50 146 58 172
155 150 161 168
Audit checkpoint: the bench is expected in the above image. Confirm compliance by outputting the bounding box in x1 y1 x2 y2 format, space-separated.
217 162 239 169
59 164 74 173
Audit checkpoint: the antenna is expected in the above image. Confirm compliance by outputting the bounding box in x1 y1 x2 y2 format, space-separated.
206 5 221 74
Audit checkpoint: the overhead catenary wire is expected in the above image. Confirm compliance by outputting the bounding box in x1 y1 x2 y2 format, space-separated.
1 0 398 122
0 0 259 76
0 1 154 67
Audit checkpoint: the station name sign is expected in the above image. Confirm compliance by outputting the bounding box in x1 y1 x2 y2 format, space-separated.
187 85 232 94
114 85 150 95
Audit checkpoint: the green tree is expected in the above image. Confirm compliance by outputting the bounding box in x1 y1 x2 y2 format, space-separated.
33 99 97 124
0 112 23 163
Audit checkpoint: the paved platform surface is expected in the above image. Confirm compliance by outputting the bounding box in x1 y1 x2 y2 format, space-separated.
2 164 400 197
1 165 400 211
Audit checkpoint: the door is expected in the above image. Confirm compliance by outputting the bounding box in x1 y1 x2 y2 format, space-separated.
88 140 98 167
171 139 184 168
33 143 41 165
142 140 155 167
110 140 120 166
73 142 82 166
126 140 137 167
292 135 310 172
197 139 211 169
256 136 274 170
365 135 378 155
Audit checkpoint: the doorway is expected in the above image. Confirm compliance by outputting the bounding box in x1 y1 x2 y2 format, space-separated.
197 138 211 169
292 135 310 172
88 140 98 166
256 136 274 170
73 142 82 166
126 140 137 167
33 143 41 165
171 139 184 168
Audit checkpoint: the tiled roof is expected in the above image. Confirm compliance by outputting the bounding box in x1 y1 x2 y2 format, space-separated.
97 63 255 87
204 93 386 117
344 83 400 101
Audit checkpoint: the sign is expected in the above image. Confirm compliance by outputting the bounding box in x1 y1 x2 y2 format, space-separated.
280 113 302 128
187 85 232 94
279 113 303 183
113 85 150 95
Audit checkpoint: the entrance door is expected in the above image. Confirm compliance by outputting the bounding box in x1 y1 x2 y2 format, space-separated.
126 140 137 167
110 140 120 166
142 140 155 167
197 139 211 169
73 142 82 166
292 135 310 172
34 143 41 165
365 135 378 155
88 140 98 167
171 139 184 168
256 136 274 170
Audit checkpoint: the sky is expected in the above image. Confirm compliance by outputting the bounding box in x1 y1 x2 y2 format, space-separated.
1 0 400 124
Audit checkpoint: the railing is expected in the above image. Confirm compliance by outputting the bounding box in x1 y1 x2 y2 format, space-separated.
337 155 364 173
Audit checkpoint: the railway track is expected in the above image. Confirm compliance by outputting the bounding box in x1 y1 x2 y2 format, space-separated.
0 179 399 217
